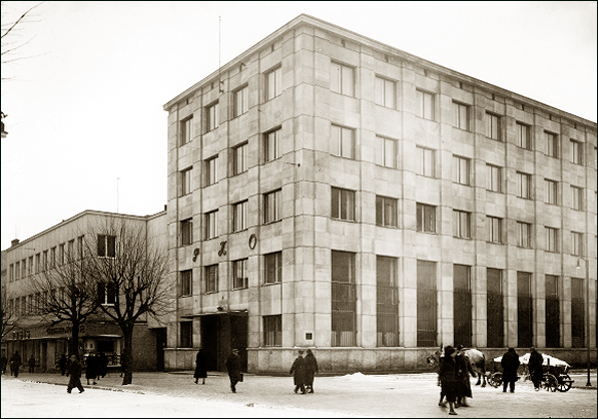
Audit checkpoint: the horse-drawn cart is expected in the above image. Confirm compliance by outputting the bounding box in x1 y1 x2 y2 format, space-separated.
487 353 574 392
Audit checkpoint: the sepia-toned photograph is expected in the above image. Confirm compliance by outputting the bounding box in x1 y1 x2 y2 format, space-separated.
1 2 596 417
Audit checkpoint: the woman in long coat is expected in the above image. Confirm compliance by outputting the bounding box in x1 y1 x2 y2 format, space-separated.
439 346 459 415
194 349 207 384
289 350 306 394
501 347 521 393
303 349 318 393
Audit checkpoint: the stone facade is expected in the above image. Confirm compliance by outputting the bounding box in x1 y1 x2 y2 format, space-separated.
162 14 596 374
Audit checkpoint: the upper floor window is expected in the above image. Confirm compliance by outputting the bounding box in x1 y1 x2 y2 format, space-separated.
416 203 436 233
264 189 282 224
232 259 248 290
452 155 470 185
181 218 193 246
330 62 354 96
205 264 218 294
376 195 398 228
375 135 397 168
571 231 584 257
453 210 471 239
545 131 559 157
205 101 219 132
180 270 192 297
545 227 559 253
486 112 501 141
97 235 116 258
98 282 117 306
375 76 396 108
205 155 218 186
264 252 282 284
205 210 218 239
516 171 532 199
487 216 503 244
517 221 532 248
264 127 281 162
416 146 435 178
545 179 558 205
570 139 582 165
232 200 247 232
232 142 248 175
452 101 470 131
233 85 249 117
180 116 193 146
331 124 355 159
265 66 282 100
180 167 192 196
486 164 502 193
571 185 583 210
516 122 531 150
416 89 435 120
331 187 356 221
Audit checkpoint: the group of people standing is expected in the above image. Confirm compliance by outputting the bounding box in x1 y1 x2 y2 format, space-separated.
437 345 476 415
500 346 544 393
1 351 23 377
290 349 319 394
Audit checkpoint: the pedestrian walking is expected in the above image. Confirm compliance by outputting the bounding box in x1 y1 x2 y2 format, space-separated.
439 346 459 415
66 355 85 394
455 345 473 407
28 355 36 373
59 354 68 376
85 353 98 385
289 349 306 394
528 347 544 391
2 354 9 374
501 347 520 393
194 349 207 385
304 349 318 393
226 349 242 393
10 351 22 378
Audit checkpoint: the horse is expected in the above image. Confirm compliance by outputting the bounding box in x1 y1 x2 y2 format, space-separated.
426 346 487 387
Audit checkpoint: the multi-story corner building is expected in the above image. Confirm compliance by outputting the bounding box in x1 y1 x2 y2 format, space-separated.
162 14 597 374
1 210 168 372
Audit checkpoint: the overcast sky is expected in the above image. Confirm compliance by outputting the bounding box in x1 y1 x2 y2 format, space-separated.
1 1 596 251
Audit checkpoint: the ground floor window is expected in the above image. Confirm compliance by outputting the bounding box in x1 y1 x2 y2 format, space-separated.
571 277 585 348
377 256 399 347
180 322 192 348
517 272 532 348
332 251 356 347
487 268 504 348
263 315 282 347
417 260 437 347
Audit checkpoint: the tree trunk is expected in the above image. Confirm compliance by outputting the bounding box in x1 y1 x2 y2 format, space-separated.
121 324 134 385
70 320 80 360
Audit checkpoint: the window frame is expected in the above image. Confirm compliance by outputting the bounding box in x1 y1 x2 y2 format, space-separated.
417 146 436 178
452 210 471 239
452 101 470 131
487 216 503 244
516 171 532 199
204 210 218 240
331 124 355 160
486 164 502 193
486 112 501 141
180 116 193 146
180 167 192 196
416 89 435 120
330 61 355 97
180 218 193 246
232 142 248 175
516 122 532 150
180 269 193 297
545 131 559 157
416 203 436 234
232 200 248 232
265 65 282 101
264 252 283 285
331 187 356 222
205 155 218 186
264 127 281 162
205 101 219 132
545 226 559 253
232 259 248 290
375 135 398 168
452 155 470 185
264 189 282 224
233 84 249 118
375 76 396 108
517 221 532 248
204 264 219 294
545 178 558 205
375 195 398 228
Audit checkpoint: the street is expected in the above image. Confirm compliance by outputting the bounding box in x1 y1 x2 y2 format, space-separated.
2 370 596 418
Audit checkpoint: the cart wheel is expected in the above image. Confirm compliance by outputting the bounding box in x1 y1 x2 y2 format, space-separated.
542 373 558 392
488 372 502 388
557 374 572 392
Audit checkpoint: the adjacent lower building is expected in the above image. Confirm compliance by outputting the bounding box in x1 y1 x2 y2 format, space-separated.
162 14 597 374
1 210 168 372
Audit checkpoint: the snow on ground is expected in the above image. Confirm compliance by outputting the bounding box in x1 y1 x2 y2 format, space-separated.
1 377 367 418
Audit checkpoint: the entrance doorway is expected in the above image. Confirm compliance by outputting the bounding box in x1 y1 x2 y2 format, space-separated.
200 313 247 372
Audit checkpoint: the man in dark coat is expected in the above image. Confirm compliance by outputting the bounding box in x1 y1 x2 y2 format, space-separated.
59 354 68 376
194 349 207 385
290 349 306 394
66 355 84 394
1 354 8 374
501 347 520 393
98 352 108 378
439 346 459 415
85 353 97 385
226 349 242 393
304 349 318 393
10 351 22 377
528 347 544 391
28 355 36 373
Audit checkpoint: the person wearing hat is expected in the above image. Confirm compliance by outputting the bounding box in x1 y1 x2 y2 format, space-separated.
439 346 459 415
528 347 544 391
226 348 242 393
289 349 307 394
501 347 520 393
66 355 84 394
304 349 319 393
455 345 473 407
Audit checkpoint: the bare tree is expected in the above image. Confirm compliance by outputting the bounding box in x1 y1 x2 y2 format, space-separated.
1 282 19 341
86 219 170 385
28 245 99 360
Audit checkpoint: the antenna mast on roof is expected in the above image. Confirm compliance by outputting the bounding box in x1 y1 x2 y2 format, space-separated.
218 16 224 94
